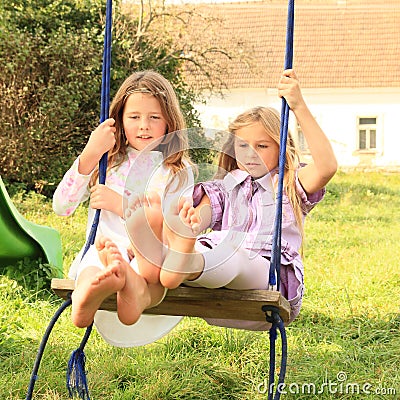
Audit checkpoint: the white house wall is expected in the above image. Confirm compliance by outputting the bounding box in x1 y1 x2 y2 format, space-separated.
195 88 400 169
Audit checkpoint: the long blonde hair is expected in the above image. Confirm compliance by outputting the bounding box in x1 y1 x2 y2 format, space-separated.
90 70 190 188
217 106 305 241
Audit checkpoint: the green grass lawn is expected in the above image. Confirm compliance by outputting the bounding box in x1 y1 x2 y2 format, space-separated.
1 171 399 399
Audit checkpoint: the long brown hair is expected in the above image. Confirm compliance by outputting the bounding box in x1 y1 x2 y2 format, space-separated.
90 70 190 188
217 106 305 242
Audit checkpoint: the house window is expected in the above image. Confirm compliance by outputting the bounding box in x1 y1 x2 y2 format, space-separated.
358 117 377 151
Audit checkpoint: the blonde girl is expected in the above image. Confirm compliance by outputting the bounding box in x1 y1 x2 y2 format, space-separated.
150 69 338 330
216 105 305 243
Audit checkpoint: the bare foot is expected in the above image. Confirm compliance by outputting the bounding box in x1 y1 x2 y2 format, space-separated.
113 255 153 325
178 201 205 236
71 254 126 329
124 193 165 284
95 237 154 325
160 200 204 289
96 236 121 271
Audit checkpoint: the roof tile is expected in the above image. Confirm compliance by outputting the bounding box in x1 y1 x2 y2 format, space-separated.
184 0 400 89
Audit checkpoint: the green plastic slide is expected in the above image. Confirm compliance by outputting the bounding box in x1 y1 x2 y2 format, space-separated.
0 176 63 276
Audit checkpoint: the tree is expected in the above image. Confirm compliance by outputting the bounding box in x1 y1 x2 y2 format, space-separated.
0 0 105 194
0 0 249 195
118 0 249 93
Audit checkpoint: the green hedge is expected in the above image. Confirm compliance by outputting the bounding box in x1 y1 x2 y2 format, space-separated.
0 0 201 197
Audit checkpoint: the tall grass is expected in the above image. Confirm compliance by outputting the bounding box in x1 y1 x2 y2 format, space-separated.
1 171 399 399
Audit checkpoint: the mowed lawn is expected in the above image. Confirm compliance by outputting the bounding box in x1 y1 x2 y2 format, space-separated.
1 170 399 399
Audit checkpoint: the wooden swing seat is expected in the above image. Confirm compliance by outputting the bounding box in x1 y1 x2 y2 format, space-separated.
51 278 291 323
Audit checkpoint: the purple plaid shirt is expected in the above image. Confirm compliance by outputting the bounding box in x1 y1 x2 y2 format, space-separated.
192 167 325 323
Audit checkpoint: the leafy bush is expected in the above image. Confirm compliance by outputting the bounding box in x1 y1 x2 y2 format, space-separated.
0 0 202 197
0 0 104 196
0 257 59 292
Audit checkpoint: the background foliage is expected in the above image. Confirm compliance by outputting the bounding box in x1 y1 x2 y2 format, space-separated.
0 0 240 196
0 0 105 195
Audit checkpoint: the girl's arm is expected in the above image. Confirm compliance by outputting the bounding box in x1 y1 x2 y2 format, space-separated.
79 118 122 216
53 118 118 216
52 158 91 216
278 69 338 194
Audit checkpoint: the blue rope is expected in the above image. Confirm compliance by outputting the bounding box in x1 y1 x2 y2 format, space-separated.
262 306 288 400
269 0 295 290
26 299 72 400
66 0 113 398
266 1 294 399
26 1 113 399
66 324 93 399
81 0 112 256
268 313 288 400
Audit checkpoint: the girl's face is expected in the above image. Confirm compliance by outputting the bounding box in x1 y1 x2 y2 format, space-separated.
122 92 167 151
234 121 279 178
